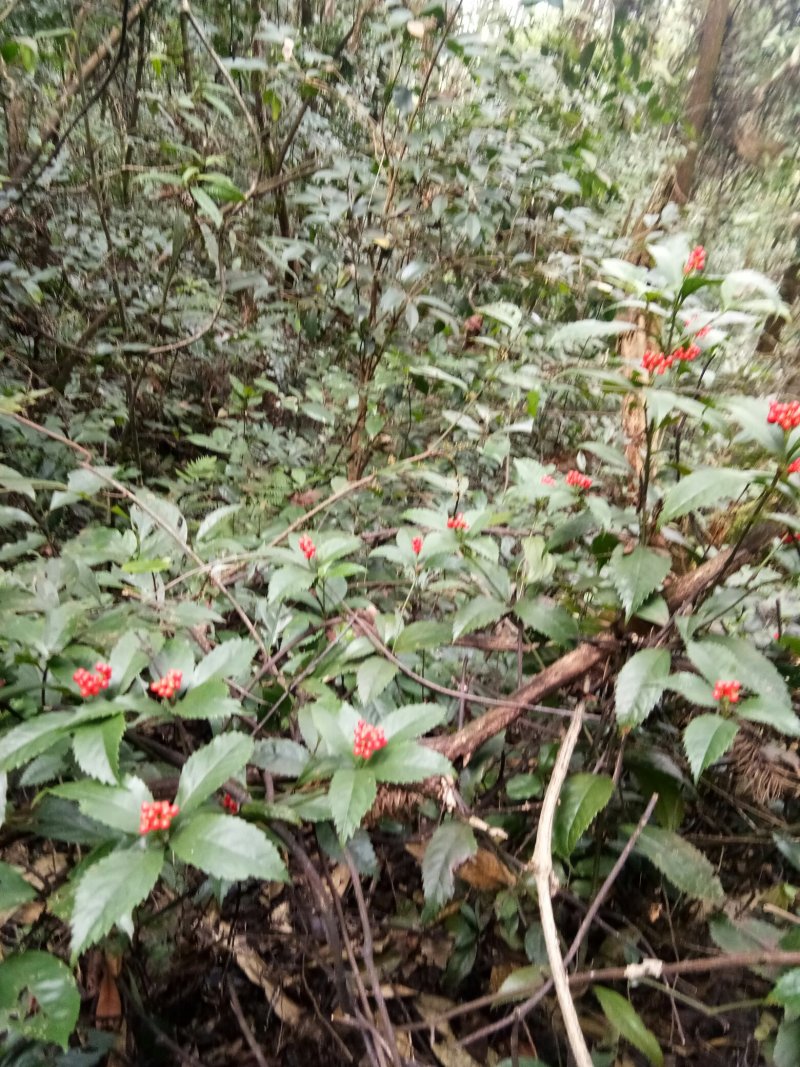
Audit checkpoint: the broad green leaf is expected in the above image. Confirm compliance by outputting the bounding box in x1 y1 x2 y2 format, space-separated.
594 986 663 1067
170 812 287 881
175 733 253 815
771 968 800 1014
736 697 800 736
683 715 738 781
108 630 153 692
328 767 377 842
614 649 671 729
452 595 506 640
775 1019 800 1067
553 774 614 858
628 824 724 903
49 775 153 835
666 671 715 706
252 738 310 777
393 621 453 654
190 185 223 227
369 741 452 784
72 716 125 785
552 319 633 345
659 469 753 524
0 861 37 910
607 545 671 620
192 637 257 686
0 706 112 773
0 951 80 1049
356 656 398 704
421 820 477 907
175 678 241 719
268 564 315 604
380 703 447 742
506 773 543 800
686 637 793 718
71 846 164 956
514 597 578 645
519 536 555 585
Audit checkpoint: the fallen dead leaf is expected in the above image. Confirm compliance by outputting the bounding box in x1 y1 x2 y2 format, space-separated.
457 849 515 891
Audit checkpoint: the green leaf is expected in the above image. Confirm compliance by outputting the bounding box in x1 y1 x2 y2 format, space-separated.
393 621 453 654
49 775 153 835
614 649 671 729
452 595 506 640
356 656 398 705
514 597 578 646
659 469 753 524
683 715 738 781
268 564 315 604
775 1018 800 1067
72 716 125 785
328 767 377 842
772 968 800 1014
368 741 452 784
421 820 477 907
0 861 37 910
170 812 287 881
175 678 241 719
552 319 633 345
628 824 724 903
553 774 614 858
71 846 164 957
175 732 254 815
519 536 555 585
607 546 671 620
0 707 111 773
380 703 448 741
252 738 310 777
0 951 80 1049
190 185 223 227
192 637 257 686
594 986 663 1067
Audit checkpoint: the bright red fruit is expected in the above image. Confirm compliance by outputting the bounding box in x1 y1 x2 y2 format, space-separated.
684 245 706 273
150 669 183 700
298 533 316 560
447 513 468 531
712 679 741 704
353 719 387 759
139 799 180 835
566 470 592 490
411 536 423 555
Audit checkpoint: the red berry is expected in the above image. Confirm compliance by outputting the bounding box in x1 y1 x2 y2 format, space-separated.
566 469 592 490
353 719 387 760
446 513 468 531
298 534 316 560
411 536 423 555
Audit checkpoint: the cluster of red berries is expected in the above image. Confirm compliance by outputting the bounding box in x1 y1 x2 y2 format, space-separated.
788 459 800 475
566 470 592 490
411 536 424 555
150 669 182 700
768 401 800 432
139 800 179 835
447 513 468 531
642 344 700 375
221 793 240 814
541 474 556 486
298 534 316 560
684 246 706 274
73 662 112 698
712 680 741 704
353 719 387 760
781 532 800 545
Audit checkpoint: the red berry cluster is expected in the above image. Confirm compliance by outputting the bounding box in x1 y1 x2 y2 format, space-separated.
781 532 800 545
566 470 592 490
150 669 182 699
768 400 800 432
411 536 424 555
221 793 240 814
447 513 468 531
788 459 800 475
541 474 556 486
684 245 706 274
139 799 179 834
712 679 741 704
353 719 387 760
73 662 112 698
298 534 316 560
641 344 700 375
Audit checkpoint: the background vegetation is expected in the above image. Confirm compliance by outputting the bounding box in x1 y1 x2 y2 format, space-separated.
1 0 799 1064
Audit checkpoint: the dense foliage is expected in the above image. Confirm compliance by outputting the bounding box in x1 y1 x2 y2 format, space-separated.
1 1 799 1064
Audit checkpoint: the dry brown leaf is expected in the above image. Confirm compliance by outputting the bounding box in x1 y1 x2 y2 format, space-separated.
95 953 122 1025
457 849 515 891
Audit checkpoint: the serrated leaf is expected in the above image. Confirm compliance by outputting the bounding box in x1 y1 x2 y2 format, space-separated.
70 846 164 957
192 637 257 686
252 738 310 777
514 597 578 645
268 564 315 604
628 824 724 903
452 595 506 640
175 733 253 815
72 716 125 784
49 775 153 834
368 740 452 784
0 861 37 910
356 656 398 705
607 546 671 620
615 649 671 729
666 671 715 706
393 621 453 654
0 951 80 1049
421 820 477 907
328 767 376 842
775 1018 800 1067
659 469 753 524
175 678 241 719
772 968 800 1014
380 703 447 742
683 715 738 781
553 774 614 858
594 986 663 1067
190 185 223 227
170 812 287 881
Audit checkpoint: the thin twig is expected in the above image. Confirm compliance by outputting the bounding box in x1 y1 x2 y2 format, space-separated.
228 979 269 1067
